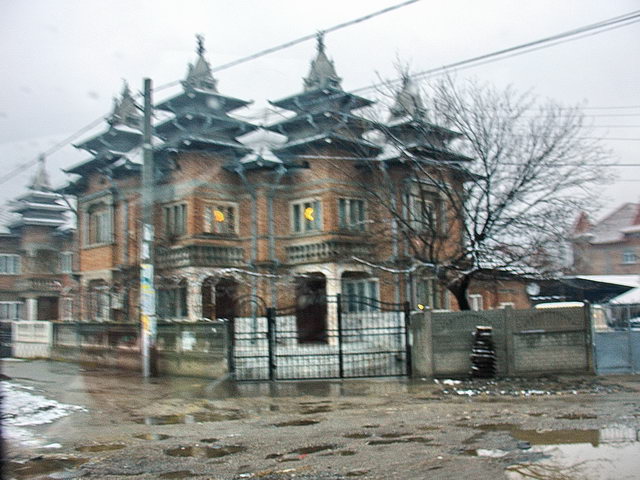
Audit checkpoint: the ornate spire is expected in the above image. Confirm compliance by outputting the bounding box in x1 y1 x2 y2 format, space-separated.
30 154 51 191
107 80 142 129
389 74 425 120
303 32 342 91
183 34 218 92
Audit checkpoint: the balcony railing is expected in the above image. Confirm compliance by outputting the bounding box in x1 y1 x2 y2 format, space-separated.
156 245 245 269
16 277 62 292
285 241 373 264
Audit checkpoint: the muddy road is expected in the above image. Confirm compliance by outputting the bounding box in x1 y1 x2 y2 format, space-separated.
3 360 640 479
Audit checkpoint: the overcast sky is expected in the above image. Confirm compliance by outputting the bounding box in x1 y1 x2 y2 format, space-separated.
1 0 638 220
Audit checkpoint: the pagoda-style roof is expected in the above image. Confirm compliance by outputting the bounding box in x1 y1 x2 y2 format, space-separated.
10 157 70 229
273 131 381 158
155 89 251 115
155 112 256 140
270 86 372 115
154 36 256 158
75 82 143 156
266 110 375 137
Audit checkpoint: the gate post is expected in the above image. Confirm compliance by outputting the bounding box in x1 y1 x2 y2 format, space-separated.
337 294 344 379
224 318 235 378
267 307 276 381
403 301 412 377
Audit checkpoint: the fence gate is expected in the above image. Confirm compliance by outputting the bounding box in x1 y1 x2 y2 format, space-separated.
230 295 411 381
595 330 640 374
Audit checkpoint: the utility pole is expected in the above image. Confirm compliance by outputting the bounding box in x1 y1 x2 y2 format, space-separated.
140 78 156 377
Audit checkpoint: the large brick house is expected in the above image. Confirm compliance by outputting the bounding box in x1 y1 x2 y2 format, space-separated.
62 36 472 335
571 203 640 275
0 158 75 322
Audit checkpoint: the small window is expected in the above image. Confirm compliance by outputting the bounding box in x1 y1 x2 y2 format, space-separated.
61 297 74 321
342 278 379 313
204 203 237 234
406 186 445 234
291 199 322 233
0 254 20 275
415 277 442 310
338 198 366 231
60 252 73 273
469 294 484 311
622 250 637 265
87 204 112 245
158 284 188 319
499 302 515 309
0 302 23 320
164 203 187 237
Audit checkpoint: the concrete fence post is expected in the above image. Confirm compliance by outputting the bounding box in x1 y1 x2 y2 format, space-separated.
410 310 433 378
504 306 515 376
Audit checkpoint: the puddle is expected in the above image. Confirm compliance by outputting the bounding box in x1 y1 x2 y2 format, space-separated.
273 419 320 427
165 445 247 458
75 444 126 452
199 438 219 443
471 425 640 479
266 453 283 459
362 424 380 429
379 432 409 438
343 432 372 439
300 405 333 414
7 457 87 479
135 433 171 441
288 444 337 455
159 471 201 479
346 470 369 477
136 411 244 425
555 413 598 420
367 437 431 445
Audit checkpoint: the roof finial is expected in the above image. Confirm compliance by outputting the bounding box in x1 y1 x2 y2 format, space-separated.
196 34 205 56
316 31 325 53
30 154 51 191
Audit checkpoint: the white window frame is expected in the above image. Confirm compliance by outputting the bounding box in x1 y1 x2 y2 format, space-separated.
338 197 366 231
405 183 446 234
84 202 113 246
0 301 23 320
622 250 637 265
342 278 379 313
203 202 238 235
59 252 73 273
469 294 484 311
158 284 188 319
415 276 443 310
164 203 187 237
498 302 516 309
291 198 322 234
0 254 20 275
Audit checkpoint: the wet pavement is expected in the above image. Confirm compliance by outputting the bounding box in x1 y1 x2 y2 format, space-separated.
2 359 640 479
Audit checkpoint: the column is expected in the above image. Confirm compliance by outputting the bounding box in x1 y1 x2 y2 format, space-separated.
26 297 38 321
325 265 340 346
187 279 203 322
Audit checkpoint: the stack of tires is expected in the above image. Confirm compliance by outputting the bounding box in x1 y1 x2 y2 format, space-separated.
470 326 496 378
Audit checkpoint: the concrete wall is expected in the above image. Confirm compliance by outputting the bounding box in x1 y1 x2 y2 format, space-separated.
12 321 53 358
410 306 593 378
50 321 228 379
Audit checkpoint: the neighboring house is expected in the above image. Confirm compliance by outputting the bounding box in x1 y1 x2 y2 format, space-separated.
60 35 472 333
571 203 640 275
0 158 76 322
465 271 532 311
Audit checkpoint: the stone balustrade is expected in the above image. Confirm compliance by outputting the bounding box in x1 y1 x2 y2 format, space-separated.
156 245 244 269
285 240 373 264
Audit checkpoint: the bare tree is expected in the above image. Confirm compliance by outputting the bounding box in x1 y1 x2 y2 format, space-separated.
360 75 612 310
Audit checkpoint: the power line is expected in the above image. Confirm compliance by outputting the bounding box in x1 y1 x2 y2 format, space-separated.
153 0 422 92
3 6 639 189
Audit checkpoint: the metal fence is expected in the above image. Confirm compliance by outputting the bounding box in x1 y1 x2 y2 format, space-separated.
231 295 411 381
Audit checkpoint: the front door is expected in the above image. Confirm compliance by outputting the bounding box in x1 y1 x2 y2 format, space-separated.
295 275 327 343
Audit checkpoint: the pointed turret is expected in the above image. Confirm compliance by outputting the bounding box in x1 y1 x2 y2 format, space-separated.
267 34 379 158
10 155 69 229
154 35 255 158
67 81 143 177
379 73 471 164
303 33 342 91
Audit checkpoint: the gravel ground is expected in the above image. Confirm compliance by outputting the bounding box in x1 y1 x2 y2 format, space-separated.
3 360 640 480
